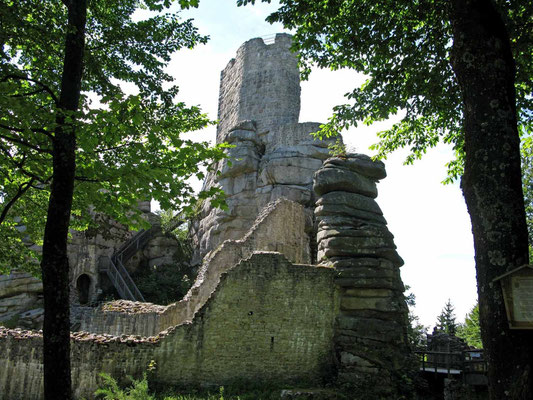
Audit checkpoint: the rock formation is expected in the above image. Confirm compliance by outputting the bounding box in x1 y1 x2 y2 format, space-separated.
0 271 43 329
314 154 410 394
191 33 335 265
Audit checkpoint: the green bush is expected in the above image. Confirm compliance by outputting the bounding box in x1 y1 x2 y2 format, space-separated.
134 262 194 305
95 373 154 400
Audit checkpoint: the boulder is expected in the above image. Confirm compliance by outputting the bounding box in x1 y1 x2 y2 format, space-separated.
314 167 378 198
323 153 386 180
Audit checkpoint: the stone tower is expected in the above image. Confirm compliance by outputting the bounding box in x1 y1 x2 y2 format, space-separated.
191 34 335 265
215 34 300 142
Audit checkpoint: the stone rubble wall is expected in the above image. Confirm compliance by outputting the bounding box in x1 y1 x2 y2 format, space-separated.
191 34 336 266
314 154 410 394
0 252 337 400
80 198 312 336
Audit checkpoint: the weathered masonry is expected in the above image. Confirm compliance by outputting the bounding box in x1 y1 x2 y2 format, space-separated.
0 34 410 399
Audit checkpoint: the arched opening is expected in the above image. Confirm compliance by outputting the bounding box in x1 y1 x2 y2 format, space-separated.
76 274 91 305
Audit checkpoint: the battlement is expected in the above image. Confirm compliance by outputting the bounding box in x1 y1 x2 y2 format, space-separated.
216 33 300 142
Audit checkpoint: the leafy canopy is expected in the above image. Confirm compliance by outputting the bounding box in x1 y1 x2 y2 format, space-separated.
238 0 533 181
457 302 483 348
521 135 533 255
0 0 227 273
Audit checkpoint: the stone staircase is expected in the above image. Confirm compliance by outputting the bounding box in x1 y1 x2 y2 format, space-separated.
100 228 158 302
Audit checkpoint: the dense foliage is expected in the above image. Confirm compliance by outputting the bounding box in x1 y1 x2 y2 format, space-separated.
0 0 227 274
522 137 533 255
457 302 483 348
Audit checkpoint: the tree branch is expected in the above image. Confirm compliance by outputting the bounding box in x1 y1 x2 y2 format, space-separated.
0 123 53 153
1 74 59 105
10 88 47 98
0 121 54 140
0 178 35 225
0 143 50 183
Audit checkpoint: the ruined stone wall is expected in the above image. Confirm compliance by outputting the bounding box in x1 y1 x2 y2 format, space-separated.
314 154 411 395
0 252 337 400
192 34 335 265
80 199 311 336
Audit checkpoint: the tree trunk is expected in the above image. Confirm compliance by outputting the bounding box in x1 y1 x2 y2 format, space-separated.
41 1 86 399
449 1 533 398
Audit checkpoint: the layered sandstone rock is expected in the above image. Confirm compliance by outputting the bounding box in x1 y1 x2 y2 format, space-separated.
314 154 411 394
0 271 43 329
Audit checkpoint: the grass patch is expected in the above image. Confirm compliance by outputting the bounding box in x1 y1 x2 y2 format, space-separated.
95 374 282 400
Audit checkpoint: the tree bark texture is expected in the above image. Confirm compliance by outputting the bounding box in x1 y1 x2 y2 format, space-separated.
450 1 533 398
41 1 86 399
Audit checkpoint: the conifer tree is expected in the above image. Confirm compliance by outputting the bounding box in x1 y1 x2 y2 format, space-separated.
435 299 458 336
457 302 483 348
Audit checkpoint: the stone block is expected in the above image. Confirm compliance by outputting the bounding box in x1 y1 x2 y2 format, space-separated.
340 351 380 369
323 154 386 180
313 167 378 198
316 225 393 242
319 238 404 266
343 288 395 298
316 191 383 215
259 156 323 186
0 273 42 298
218 144 260 179
315 205 387 224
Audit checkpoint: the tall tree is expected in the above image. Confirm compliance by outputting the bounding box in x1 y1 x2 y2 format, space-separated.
40 1 87 397
0 1 224 398
457 302 483 348
435 299 457 336
238 0 533 398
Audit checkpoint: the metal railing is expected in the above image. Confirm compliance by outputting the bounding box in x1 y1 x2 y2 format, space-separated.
101 227 158 302
113 228 153 265
104 255 145 302
417 350 463 375
261 34 277 45
416 349 488 384
463 349 487 374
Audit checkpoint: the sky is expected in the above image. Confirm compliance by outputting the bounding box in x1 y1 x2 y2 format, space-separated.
153 0 478 328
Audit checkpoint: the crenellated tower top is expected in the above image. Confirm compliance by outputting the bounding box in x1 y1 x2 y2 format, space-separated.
216 33 301 143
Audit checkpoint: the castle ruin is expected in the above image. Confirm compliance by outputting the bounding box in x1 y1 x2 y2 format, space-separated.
0 34 410 399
